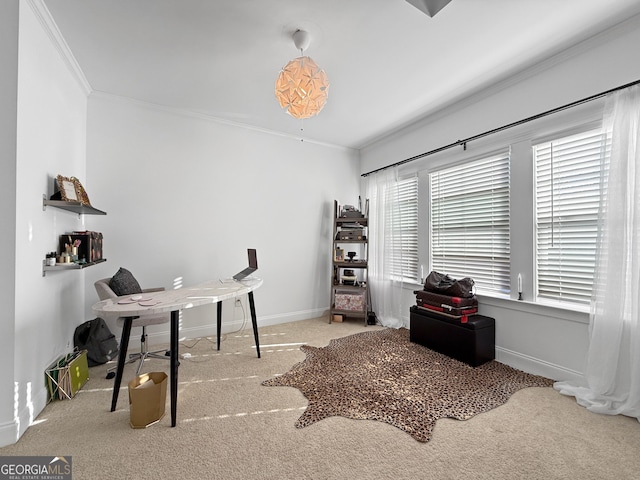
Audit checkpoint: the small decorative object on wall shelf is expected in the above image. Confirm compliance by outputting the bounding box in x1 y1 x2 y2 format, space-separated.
42 258 107 277
55 175 78 202
44 176 105 216
71 176 91 206
51 175 91 206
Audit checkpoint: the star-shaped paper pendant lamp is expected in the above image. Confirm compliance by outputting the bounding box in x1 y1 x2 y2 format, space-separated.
275 30 329 119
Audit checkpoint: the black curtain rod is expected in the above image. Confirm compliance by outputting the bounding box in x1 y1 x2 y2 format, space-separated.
361 78 640 177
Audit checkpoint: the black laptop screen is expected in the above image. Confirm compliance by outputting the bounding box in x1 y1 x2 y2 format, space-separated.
248 248 257 269
233 248 258 280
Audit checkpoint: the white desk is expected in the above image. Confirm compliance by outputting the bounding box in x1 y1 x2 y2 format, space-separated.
92 277 263 426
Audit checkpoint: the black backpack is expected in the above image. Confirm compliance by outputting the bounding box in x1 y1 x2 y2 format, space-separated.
73 318 119 366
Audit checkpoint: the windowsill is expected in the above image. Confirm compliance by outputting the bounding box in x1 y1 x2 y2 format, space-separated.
475 294 589 324
532 297 590 314
403 279 423 290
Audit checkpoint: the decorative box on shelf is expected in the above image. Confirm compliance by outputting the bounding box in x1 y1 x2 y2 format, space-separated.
335 291 365 312
59 231 103 263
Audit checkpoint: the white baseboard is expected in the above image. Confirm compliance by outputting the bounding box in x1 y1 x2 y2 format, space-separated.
145 307 327 347
0 422 19 449
0 386 48 448
496 346 584 383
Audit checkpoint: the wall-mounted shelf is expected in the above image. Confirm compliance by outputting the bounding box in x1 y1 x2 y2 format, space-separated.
42 189 107 276
42 195 107 216
42 258 107 277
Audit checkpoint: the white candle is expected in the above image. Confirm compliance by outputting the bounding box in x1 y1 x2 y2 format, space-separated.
421 265 424 281
518 274 522 293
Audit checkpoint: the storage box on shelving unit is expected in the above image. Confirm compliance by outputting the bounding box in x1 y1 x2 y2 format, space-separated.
335 291 365 312
336 229 365 240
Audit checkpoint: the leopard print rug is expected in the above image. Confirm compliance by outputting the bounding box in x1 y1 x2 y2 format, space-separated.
262 327 554 442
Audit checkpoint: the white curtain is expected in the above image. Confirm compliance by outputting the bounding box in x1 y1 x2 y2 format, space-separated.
554 85 640 421
365 167 406 328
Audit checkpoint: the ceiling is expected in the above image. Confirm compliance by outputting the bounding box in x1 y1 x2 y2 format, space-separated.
41 0 640 150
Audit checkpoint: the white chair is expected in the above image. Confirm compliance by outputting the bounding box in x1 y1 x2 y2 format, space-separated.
95 277 170 377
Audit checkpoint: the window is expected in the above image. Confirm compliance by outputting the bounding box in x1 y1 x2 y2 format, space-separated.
385 176 419 282
534 129 609 306
430 152 511 295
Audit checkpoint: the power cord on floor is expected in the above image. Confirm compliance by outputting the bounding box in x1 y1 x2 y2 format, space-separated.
179 336 216 350
178 298 250 353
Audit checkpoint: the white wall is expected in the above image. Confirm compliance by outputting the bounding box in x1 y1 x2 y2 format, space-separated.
0 0 19 446
83 95 360 344
360 15 640 382
0 0 90 448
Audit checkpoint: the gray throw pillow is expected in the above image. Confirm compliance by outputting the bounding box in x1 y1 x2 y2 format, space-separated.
109 267 142 296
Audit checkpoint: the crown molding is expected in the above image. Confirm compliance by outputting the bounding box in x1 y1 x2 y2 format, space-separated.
27 0 92 96
361 12 640 151
89 90 356 153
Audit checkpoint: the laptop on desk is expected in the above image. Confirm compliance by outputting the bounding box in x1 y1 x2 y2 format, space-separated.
233 248 258 281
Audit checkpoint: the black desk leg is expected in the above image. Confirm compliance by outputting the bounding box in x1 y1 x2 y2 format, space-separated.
248 291 260 358
216 301 222 351
111 317 132 412
170 309 179 427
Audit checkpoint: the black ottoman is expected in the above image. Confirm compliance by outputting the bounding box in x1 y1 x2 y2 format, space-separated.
409 306 495 367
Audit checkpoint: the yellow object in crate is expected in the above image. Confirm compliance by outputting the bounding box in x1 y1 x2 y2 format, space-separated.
45 350 89 400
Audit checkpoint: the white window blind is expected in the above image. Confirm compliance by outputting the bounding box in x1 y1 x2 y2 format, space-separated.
430 153 511 294
385 176 419 282
534 129 609 306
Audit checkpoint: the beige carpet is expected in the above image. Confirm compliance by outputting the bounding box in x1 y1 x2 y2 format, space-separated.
2 317 639 480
